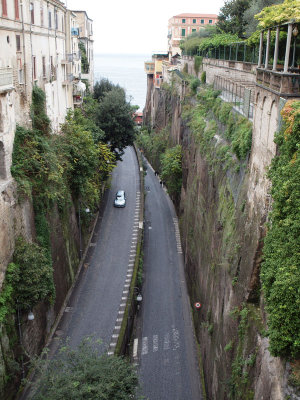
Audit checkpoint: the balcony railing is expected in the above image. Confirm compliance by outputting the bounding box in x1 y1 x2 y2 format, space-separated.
61 54 73 64
0 67 13 89
256 68 300 97
62 73 74 85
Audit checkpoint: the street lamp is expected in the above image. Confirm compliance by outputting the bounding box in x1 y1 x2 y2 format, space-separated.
292 24 299 69
78 201 91 258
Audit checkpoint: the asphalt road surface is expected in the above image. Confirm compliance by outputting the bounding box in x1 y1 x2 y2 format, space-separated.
49 146 140 353
136 159 203 400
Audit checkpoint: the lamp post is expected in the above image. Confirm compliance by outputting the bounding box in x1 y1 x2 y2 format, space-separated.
127 288 142 349
292 24 299 69
78 201 91 259
16 301 35 381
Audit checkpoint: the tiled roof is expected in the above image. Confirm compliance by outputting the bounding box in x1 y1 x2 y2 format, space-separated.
172 13 218 18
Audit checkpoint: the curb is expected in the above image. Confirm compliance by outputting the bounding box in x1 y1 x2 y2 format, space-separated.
113 144 144 356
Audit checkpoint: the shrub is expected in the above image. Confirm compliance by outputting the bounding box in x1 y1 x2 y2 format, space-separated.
160 145 182 200
190 78 201 95
31 338 139 399
194 56 203 75
201 71 206 84
261 100 300 359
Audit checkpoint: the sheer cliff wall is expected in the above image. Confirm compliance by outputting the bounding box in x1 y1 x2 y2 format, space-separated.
143 70 297 399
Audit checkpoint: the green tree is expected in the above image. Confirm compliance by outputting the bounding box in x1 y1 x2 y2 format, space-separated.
217 0 251 38
243 0 283 36
79 42 89 73
160 145 182 201
93 78 120 102
96 87 136 159
261 100 300 358
31 338 139 400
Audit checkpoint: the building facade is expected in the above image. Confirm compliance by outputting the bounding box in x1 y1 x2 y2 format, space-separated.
0 1 93 184
72 10 94 90
168 13 218 56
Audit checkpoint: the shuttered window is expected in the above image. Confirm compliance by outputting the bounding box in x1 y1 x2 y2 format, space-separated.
15 0 19 19
2 0 7 17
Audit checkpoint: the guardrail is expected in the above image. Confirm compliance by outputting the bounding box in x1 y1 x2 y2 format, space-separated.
115 144 144 356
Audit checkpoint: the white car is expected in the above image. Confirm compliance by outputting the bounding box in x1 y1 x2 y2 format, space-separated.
114 190 126 208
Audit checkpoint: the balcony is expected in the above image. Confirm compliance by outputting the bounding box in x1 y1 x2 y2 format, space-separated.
62 74 74 86
144 62 154 74
61 54 73 64
0 67 13 92
256 68 300 97
71 27 79 36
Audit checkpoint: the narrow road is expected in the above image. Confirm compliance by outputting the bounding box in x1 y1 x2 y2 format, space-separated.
136 159 203 400
49 146 140 353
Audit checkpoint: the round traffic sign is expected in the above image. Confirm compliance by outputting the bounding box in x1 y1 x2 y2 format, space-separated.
194 302 201 309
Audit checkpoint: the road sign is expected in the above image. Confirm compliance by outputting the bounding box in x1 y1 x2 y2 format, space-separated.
194 302 201 309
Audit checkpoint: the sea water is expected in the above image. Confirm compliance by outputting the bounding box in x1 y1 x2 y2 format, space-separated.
94 53 151 111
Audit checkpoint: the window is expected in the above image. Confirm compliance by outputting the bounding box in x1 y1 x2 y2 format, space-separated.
16 34 21 51
193 19 196 23
42 56 46 77
181 28 185 37
50 56 54 77
182 18 185 23
61 15 64 32
30 2 34 24
2 0 7 17
48 11 52 28
54 9 58 29
209 19 212 24
192 29 196 33
40 5 44 26
14 0 19 19
32 56 36 80
201 19 204 24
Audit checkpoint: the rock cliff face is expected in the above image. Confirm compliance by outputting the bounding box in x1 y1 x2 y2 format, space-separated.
144 84 297 399
0 183 83 398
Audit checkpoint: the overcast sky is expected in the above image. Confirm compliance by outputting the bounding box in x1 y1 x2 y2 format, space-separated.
65 0 225 54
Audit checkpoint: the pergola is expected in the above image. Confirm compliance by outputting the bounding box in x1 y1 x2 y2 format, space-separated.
257 20 299 73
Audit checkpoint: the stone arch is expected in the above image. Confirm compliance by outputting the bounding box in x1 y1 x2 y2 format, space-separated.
259 96 267 139
0 141 6 180
267 99 278 157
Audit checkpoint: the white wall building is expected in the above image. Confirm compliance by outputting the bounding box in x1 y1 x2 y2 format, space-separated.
0 0 91 183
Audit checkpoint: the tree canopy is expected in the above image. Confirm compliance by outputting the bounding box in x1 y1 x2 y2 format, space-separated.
95 85 137 159
216 0 251 38
31 338 139 400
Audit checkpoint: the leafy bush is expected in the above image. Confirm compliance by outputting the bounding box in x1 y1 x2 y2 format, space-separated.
201 71 206 84
261 100 300 359
13 238 55 308
255 0 300 29
190 78 201 94
194 56 203 75
31 338 139 399
160 145 182 200
186 86 252 164
136 126 169 172
79 42 89 73
198 33 240 53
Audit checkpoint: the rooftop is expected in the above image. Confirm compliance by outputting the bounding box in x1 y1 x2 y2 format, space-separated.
171 13 218 18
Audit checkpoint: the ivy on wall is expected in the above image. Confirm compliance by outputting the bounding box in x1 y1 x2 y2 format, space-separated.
261 100 300 359
183 85 252 166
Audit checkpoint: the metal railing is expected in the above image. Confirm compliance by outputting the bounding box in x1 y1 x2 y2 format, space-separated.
182 43 259 64
214 75 254 120
0 67 13 87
